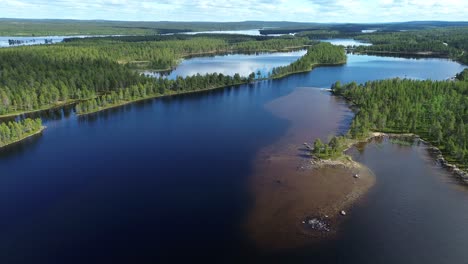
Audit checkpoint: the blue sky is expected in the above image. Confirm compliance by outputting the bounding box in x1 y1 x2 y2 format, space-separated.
2 0 467 22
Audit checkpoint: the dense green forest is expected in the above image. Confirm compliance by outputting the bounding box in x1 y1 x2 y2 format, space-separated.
455 68 468 81
0 118 43 147
259 21 468 35
75 72 256 115
0 35 311 116
354 27 468 64
271 42 346 78
296 30 358 40
0 19 323 36
328 74 468 168
75 42 343 114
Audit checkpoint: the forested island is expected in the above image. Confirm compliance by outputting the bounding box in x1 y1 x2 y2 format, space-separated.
0 118 44 148
270 42 346 78
311 70 468 177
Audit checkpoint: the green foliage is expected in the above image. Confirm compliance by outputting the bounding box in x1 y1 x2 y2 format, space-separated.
271 42 346 78
312 136 347 159
296 30 358 40
333 74 468 167
354 27 468 64
456 69 468 81
0 19 325 36
0 35 311 116
0 118 42 147
389 138 414 146
74 72 255 114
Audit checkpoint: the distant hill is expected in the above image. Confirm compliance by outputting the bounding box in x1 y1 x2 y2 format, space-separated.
0 18 467 36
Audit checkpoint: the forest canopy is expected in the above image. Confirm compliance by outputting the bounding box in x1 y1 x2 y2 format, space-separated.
0 34 312 116
331 74 468 168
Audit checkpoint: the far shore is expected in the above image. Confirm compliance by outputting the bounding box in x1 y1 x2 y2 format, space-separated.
77 51 339 116
1 45 311 119
270 60 346 80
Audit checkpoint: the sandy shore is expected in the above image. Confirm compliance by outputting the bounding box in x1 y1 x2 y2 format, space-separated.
246 88 375 250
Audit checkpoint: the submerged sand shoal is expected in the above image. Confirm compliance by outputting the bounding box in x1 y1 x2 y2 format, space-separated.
246 88 375 250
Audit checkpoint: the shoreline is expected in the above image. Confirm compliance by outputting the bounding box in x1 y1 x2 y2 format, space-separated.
0 126 46 149
77 55 344 116
76 81 250 116
321 131 468 184
1 46 311 119
373 132 468 184
0 101 78 119
270 61 346 80
247 88 375 250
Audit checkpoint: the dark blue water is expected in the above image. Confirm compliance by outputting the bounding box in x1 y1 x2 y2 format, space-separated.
0 53 465 263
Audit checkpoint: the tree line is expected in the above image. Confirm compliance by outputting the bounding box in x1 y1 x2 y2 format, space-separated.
270 42 346 78
0 35 311 116
0 118 42 147
330 73 468 167
75 72 256 114
354 27 468 64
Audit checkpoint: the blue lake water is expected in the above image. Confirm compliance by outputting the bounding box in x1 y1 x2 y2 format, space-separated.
143 50 307 79
0 35 125 47
320 38 372 46
0 51 466 263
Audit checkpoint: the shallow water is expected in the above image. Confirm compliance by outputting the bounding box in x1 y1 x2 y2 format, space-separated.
0 52 465 263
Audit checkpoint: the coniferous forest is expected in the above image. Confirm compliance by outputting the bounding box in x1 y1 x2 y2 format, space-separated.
331 74 468 168
0 35 312 116
354 27 468 64
0 118 43 147
270 42 346 78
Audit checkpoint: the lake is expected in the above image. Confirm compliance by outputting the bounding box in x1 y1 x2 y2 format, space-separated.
181 29 262 36
143 50 307 79
0 35 125 47
0 48 466 263
0 29 266 48
321 38 372 46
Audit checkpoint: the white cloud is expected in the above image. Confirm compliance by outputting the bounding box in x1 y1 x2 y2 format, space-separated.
0 0 466 22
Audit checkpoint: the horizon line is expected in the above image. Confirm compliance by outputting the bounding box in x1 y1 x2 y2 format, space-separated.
1 18 468 24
